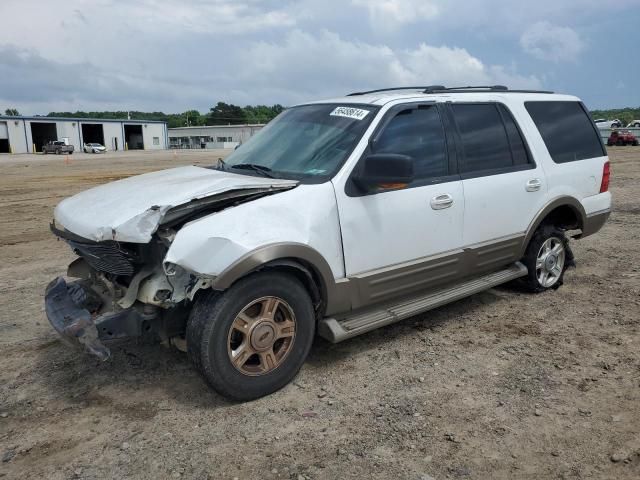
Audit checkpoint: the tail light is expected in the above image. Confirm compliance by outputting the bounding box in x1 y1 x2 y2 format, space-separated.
600 161 610 193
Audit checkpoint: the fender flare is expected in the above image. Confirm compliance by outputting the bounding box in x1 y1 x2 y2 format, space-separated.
211 243 351 315
520 196 586 257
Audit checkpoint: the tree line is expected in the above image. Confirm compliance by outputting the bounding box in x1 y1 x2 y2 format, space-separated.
5 104 640 128
42 103 285 128
589 107 640 126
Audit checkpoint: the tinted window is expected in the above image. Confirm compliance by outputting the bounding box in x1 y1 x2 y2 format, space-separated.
525 101 605 163
451 104 512 173
374 106 447 180
498 104 530 166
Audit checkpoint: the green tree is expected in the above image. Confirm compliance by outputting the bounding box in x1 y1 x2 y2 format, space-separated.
244 104 284 124
207 102 247 125
4 108 20 116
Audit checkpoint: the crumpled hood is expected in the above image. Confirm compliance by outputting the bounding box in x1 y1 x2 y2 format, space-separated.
54 166 298 243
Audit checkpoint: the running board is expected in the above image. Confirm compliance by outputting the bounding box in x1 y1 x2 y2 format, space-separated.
318 262 527 343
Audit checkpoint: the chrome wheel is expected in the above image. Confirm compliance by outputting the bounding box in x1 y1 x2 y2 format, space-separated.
227 296 296 376
535 237 565 288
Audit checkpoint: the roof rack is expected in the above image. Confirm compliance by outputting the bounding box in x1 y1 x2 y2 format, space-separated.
347 85 554 96
346 86 443 96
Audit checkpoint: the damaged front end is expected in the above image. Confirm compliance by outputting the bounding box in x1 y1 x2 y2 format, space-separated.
45 225 190 360
45 179 297 360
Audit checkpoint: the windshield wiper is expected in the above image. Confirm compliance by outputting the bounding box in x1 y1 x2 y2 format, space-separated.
230 163 276 178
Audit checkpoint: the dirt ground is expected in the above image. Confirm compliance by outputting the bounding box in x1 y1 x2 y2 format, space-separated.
0 148 638 480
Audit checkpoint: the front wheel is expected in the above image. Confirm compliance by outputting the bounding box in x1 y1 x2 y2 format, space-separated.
520 225 574 292
186 271 315 401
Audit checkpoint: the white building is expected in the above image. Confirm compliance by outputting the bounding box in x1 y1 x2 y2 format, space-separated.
168 124 265 150
0 116 168 154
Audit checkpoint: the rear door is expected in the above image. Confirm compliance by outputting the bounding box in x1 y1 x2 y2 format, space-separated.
446 102 547 274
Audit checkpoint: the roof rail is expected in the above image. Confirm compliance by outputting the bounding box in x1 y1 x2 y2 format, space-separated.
423 85 554 94
347 85 554 96
346 86 442 96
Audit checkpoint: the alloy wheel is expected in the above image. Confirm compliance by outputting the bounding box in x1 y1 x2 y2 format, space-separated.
535 237 566 288
227 296 296 376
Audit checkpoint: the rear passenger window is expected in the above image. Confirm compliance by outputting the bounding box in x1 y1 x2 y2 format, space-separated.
374 105 448 180
498 104 530 166
525 101 606 163
451 104 514 174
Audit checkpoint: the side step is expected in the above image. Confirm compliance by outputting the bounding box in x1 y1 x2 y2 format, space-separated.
318 262 527 343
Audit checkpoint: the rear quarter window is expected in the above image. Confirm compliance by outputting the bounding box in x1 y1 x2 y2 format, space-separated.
525 101 605 163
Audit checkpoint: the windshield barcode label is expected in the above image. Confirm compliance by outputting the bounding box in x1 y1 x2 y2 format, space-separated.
330 107 370 120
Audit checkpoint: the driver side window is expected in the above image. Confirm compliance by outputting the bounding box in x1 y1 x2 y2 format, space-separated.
374 105 448 181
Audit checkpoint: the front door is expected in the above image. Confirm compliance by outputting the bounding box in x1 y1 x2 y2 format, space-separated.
334 103 465 308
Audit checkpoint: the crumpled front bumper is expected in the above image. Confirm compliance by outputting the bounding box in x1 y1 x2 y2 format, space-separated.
45 277 111 360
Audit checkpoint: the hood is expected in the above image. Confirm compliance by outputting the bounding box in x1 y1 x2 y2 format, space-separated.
54 166 298 243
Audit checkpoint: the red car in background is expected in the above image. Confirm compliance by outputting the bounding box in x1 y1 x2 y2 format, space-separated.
607 130 638 146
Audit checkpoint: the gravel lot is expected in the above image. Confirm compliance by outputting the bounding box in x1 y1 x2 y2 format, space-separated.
0 148 638 479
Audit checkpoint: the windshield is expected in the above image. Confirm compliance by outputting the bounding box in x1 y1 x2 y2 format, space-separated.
221 104 378 181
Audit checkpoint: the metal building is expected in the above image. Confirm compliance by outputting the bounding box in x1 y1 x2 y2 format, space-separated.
168 124 265 150
0 116 168 154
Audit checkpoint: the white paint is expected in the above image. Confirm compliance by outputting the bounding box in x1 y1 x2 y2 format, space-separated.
50 90 612 296
54 166 297 242
165 183 345 279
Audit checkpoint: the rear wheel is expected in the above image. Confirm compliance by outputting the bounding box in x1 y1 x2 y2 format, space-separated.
186 271 315 401
520 225 573 292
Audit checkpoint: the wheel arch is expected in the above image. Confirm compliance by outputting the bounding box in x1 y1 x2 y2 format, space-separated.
210 243 350 317
520 197 586 257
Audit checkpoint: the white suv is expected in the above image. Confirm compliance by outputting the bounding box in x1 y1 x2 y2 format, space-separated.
45 86 611 400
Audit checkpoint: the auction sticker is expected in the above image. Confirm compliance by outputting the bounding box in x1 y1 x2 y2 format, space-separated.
330 106 370 120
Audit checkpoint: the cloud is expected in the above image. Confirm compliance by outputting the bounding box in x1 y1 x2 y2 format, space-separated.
520 21 584 62
232 30 541 103
351 0 439 30
0 29 541 113
0 45 211 112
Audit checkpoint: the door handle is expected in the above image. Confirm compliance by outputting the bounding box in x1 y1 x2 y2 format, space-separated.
526 178 542 192
430 194 453 210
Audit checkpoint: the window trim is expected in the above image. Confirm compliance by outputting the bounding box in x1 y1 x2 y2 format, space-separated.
524 100 607 164
445 101 536 180
346 101 459 197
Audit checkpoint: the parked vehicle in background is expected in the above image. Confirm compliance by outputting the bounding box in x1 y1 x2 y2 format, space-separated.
607 130 638 146
84 143 107 154
42 141 74 155
594 118 622 129
45 85 611 400
627 120 640 128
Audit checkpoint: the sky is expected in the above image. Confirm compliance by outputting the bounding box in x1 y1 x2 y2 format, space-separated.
0 0 639 115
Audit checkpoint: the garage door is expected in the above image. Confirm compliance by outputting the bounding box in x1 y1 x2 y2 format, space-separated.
0 122 8 139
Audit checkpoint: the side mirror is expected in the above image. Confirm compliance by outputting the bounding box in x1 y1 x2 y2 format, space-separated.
353 153 414 191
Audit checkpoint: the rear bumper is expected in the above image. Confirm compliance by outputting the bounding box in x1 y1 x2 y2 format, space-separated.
580 208 611 238
44 277 157 360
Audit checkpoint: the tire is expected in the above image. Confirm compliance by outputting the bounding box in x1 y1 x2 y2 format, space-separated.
519 224 574 293
607 141 613 146
187 271 315 401
633 140 639 146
